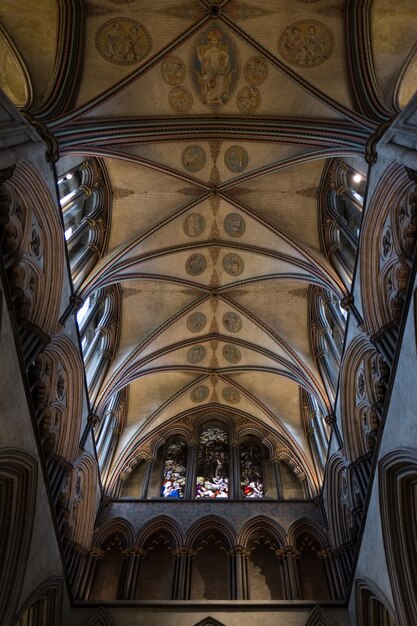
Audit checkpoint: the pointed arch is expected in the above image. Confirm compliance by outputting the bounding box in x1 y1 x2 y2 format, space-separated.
15 576 64 626
0 448 37 626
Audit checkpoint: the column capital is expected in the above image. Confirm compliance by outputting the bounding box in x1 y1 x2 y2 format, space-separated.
172 546 197 558
227 545 251 558
325 413 337 427
90 546 105 559
121 546 146 559
275 545 301 559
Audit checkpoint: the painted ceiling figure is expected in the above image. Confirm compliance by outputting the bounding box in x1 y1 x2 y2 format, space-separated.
197 29 232 106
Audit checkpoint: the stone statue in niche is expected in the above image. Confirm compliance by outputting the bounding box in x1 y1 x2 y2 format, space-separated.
96 18 152 65
191 27 239 110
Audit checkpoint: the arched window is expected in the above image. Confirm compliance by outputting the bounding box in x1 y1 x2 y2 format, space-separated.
310 287 348 401
57 158 110 290
320 159 366 286
196 425 229 498
76 286 119 403
303 392 330 481
160 439 188 498
240 438 264 498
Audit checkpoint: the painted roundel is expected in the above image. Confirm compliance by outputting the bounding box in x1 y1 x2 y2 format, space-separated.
278 21 334 67
224 146 248 173
191 385 209 402
187 312 207 332
224 213 246 237
182 145 207 172
236 86 261 114
187 345 206 363
223 253 244 276
222 311 242 333
222 344 241 364
183 213 206 236
222 387 240 404
96 19 152 65
161 55 186 86
244 56 268 86
169 86 193 113
186 254 207 276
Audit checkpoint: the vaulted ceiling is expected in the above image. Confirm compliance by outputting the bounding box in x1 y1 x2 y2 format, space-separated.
2 0 417 488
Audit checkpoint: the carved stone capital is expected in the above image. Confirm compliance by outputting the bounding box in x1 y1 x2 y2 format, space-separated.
275 545 301 559
340 294 354 311
325 413 337 427
87 413 100 428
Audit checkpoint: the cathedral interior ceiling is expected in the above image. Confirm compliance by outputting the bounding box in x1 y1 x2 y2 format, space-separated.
2 0 415 487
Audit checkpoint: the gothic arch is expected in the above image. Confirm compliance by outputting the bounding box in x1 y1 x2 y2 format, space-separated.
0 448 37 626
355 577 398 626
1 160 64 336
186 516 236 549
379 448 417 626
305 606 339 626
360 163 417 335
30 333 84 462
324 454 354 550
62 452 98 550
82 607 116 626
238 516 286 549
15 576 64 626
136 515 183 549
92 517 135 549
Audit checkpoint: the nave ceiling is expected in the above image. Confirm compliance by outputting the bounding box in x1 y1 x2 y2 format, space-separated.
1 0 417 489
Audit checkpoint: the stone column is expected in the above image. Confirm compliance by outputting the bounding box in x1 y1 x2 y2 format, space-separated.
119 546 146 599
271 455 284 499
77 546 104 600
325 412 343 448
229 440 241 499
185 440 198 499
140 456 155 499
172 547 196 599
318 547 342 600
228 545 250 599
275 546 301 599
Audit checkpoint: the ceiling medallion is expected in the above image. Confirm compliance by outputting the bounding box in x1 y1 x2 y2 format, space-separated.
223 252 244 276
278 21 334 67
182 145 207 172
222 386 241 404
187 312 207 332
190 26 240 110
187 345 206 363
161 55 186 86
224 146 248 173
0 26 31 108
95 18 152 65
186 253 207 276
191 385 210 402
223 311 242 333
222 344 241 363
183 213 206 237
236 86 261 114
244 56 269 86
168 86 193 113
224 213 246 237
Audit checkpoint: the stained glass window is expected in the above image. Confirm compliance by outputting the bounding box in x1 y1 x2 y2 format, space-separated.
196 426 229 498
240 440 264 497
161 440 187 498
